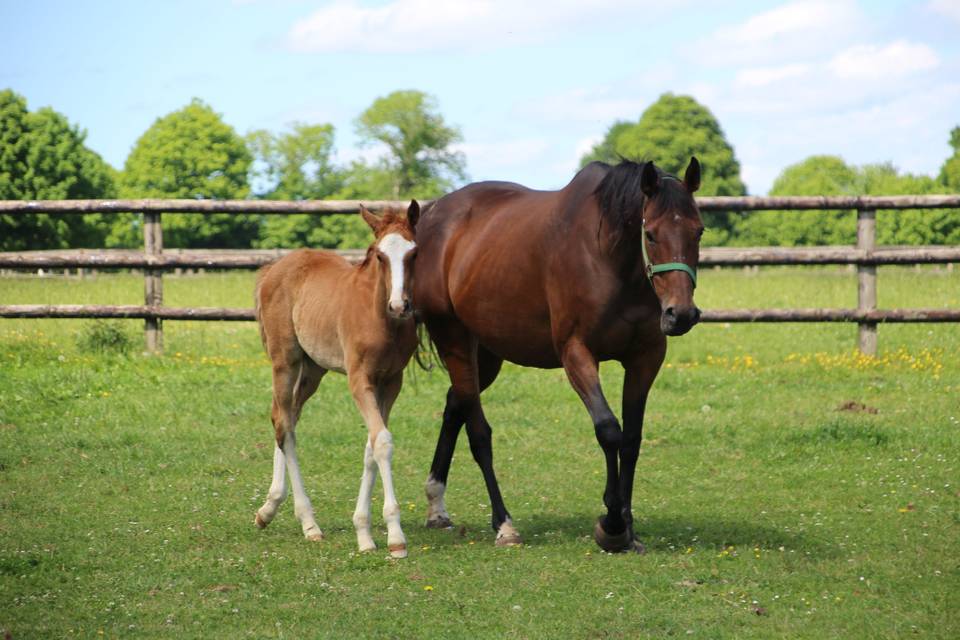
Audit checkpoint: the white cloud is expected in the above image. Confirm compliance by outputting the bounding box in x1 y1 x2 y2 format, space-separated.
735 63 810 87
698 0 860 66
928 0 960 24
285 0 682 53
827 40 939 80
455 138 550 173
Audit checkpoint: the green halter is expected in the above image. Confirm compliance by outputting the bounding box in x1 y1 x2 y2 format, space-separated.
640 219 698 289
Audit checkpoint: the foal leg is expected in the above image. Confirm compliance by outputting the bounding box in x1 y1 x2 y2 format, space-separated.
425 347 503 529
350 371 407 558
257 359 325 540
561 339 632 553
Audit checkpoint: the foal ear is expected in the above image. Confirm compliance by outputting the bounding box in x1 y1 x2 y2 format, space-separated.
406 199 420 231
684 156 701 193
641 161 660 198
359 204 383 234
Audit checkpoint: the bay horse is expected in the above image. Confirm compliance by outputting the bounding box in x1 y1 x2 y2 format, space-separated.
414 159 703 552
254 201 420 558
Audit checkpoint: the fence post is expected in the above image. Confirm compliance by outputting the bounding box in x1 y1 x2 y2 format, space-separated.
143 211 163 353
857 208 877 355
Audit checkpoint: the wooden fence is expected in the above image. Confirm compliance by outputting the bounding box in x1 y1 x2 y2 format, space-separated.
1 196 959 355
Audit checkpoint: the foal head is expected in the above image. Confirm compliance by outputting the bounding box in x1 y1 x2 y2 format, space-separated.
360 200 420 320
596 157 703 336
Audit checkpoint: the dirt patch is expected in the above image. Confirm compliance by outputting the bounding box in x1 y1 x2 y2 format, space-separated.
837 401 878 414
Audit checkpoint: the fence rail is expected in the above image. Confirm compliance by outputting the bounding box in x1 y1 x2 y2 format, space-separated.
1 196 958 355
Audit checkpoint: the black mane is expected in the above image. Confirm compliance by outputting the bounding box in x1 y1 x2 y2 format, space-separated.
590 160 688 239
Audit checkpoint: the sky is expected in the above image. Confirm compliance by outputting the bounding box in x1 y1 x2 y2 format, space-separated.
2 0 959 195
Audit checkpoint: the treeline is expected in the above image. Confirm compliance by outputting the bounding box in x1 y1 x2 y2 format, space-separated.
2 88 958 250
581 93 960 247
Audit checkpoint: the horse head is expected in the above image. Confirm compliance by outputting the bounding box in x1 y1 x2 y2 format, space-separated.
638 158 703 336
360 200 420 320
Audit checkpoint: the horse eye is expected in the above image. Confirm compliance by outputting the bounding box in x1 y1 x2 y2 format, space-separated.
645 231 656 243
376 253 386 262
696 228 705 240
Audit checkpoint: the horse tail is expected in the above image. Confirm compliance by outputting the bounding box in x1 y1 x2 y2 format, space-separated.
253 263 272 350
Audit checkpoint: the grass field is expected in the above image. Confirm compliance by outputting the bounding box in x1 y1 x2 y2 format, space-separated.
1 267 958 638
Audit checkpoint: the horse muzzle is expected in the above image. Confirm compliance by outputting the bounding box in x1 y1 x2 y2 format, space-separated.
388 299 413 320
661 304 701 336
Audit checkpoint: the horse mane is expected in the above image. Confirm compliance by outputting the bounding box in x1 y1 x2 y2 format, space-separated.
590 159 688 244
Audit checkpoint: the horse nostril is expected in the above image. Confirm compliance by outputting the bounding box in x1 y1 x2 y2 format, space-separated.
402 300 411 313
664 306 676 319
693 307 701 323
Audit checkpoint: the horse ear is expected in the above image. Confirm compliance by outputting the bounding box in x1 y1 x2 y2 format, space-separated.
406 199 420 231
684 157 701 193
641 161 660 198
359 204 383 234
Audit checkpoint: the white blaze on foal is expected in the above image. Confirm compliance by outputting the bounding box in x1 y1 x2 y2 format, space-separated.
379 233 416 316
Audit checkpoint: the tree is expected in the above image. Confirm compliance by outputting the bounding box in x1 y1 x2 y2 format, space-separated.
734 155 858 246
249 122 353 249
734 155 959 246
117 99 254 248
355 90 465 198
0 89 116 250
581 93 745 244
939 126 960 190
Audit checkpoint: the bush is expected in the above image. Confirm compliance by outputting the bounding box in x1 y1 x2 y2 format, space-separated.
76 320 134 355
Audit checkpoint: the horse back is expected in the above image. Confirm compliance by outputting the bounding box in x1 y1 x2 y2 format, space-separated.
256 249 356 371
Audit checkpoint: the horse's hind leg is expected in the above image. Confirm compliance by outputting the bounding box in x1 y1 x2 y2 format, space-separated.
431 323 519 546
425 346 502 529
257 359 325 541
350 370 407 558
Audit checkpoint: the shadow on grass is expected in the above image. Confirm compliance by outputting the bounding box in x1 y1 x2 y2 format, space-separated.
441 512 827 556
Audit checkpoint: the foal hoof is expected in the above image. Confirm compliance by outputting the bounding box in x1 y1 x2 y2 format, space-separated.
388 543 408 559
593 519 633 553
254 512 269 529
425 515 454 529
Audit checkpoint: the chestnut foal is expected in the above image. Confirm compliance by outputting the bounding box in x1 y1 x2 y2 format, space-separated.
254 201 420 558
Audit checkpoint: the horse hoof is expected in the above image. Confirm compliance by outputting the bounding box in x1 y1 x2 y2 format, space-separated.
425 516 453 529
495 533 523 547
254 512 269 529
593 518 632 553
629 539 647 554
388 544 408 559
305 529 324 542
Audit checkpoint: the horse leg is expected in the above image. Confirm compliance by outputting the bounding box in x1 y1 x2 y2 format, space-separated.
350 371 407 558
257 359 325 539
425 346 502 529
618 346 665 553
561 339 632 552
432 325 518 545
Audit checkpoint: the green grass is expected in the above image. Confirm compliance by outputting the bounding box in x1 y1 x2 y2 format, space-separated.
1 267 958 638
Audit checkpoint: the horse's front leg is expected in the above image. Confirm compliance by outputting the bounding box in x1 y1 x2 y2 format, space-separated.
561 340 632 552
619 344 665 553
350 371 407 558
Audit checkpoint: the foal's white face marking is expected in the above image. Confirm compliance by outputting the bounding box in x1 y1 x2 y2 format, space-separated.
378 233 416 316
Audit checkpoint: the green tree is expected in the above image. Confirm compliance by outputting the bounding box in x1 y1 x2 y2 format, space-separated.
117 99 254 248
0 89 116 250
734 155 858 246
939 126 960 190
355 90 465 198
249 122 354 249
581 93 746 244
735 155 959 246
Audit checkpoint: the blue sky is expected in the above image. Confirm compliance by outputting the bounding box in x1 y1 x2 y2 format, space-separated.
2 0 958 194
